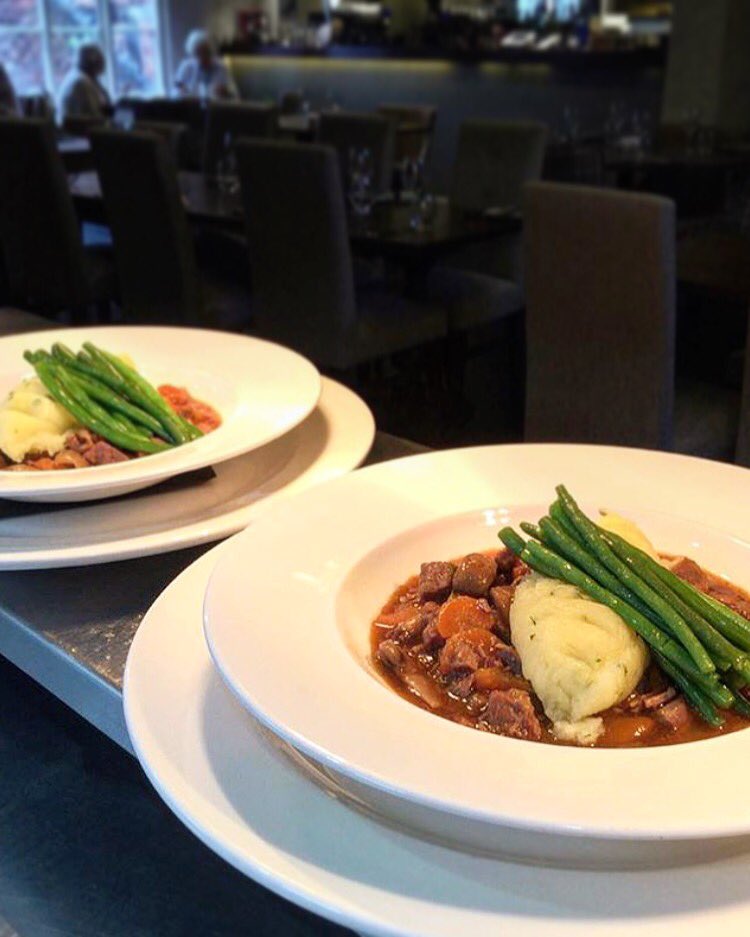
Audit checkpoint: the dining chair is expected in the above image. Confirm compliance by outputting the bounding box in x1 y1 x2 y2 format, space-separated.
203 101 278 176
127 98 207 170
0 116 115 319
279 90 304 115
89 128 249 329
430 120 549 339
135 120 188 164
451 119 548 214
524 181 741 458
318 111 395 195
421 119 543 360
234 139 446 370
377 104 437 164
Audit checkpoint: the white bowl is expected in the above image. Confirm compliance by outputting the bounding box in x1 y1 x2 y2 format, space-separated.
203 445 750 868
0 326 320 502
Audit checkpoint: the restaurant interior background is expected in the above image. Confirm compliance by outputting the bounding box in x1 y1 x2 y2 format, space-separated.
2 0 749 452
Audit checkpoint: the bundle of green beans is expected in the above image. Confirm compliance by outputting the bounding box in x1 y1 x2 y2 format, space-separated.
23 342 203 455
498 484 750 728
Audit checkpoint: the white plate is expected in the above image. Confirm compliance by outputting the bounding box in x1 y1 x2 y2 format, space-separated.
125 543 750 937
0 378 373 570
0 326 320 502
204 445 750 866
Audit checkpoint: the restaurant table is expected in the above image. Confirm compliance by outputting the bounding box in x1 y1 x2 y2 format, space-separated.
69 170 522 266
0 309 429 936
604 149 750 219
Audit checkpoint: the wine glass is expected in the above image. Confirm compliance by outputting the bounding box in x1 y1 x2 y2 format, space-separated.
348 147 375 220
217 132 239 195
404 158 435 232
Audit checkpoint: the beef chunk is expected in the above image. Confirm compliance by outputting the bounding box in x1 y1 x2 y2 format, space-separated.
418 562 455 602
438 629 498 676
707 582 750 621
655 697 690 731
419 618 445 654
85 441 130 465
451 673 475 699
623 686 677 714
482 689 542 741
494 548 516 584
453 553 497 597
491 642 523 676
66 429 97 454
669 557 710 592
389 603 438 645
489 585 514 641
377 640 405 670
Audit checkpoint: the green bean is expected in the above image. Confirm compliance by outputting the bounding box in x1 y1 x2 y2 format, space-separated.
519 522 544 540
59 364 169 439
498 527 526 556
724 674 750 718
599 527 750 676
549 500 583 542
74 357 183 443
87 344 203 443
70 346 189 444
556 485 715 675
28 357 169 455
595 523 750 653
53 366 144 438
654 652 724 728
84 344 198 444
537 516 661 625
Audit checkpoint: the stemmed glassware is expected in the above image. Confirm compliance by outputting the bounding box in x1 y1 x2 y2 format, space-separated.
217 132 240 196
403 156 435 232
348 147 376 220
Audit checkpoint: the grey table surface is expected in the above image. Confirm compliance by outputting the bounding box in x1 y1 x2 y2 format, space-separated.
0 309 427 937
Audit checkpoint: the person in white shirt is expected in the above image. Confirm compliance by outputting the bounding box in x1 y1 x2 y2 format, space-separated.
0 63 19 116
58 44 112 124
174 30 238 101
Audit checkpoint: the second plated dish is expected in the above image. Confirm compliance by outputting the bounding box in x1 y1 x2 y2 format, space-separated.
0 326 321 502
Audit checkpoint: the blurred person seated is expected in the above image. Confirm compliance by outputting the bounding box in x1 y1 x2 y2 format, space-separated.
0 63 19 116
58 44 112 124
174 30 238 101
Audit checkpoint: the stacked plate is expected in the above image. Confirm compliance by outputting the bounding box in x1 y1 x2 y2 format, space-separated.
0 325 375 569
124 445 750 936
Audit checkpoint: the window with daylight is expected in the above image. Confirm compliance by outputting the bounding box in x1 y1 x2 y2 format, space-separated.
0 0 163 99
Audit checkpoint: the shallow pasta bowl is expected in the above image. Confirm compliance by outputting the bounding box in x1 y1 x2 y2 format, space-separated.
203 445 750 868
0 326 320 502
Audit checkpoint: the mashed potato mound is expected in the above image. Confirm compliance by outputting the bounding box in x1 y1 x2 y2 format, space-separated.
598 511 659 561
510 573 649 744
0 378 79 462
